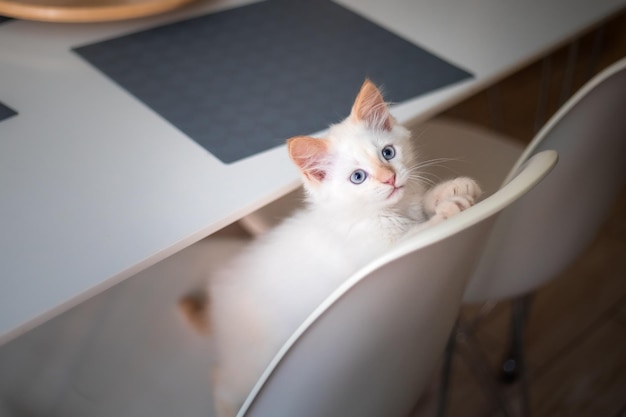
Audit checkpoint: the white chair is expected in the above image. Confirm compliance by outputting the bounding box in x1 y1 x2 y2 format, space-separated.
418 57 626 416
236 151 556 417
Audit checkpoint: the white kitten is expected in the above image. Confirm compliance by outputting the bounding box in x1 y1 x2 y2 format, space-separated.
204 80 480 417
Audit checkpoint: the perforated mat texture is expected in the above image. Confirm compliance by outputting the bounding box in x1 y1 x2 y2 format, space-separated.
75 0 472 163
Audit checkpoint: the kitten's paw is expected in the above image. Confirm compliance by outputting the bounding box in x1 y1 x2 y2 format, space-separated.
425 177 482 219
434 197 474 219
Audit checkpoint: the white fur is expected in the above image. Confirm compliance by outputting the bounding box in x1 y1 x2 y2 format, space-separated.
207 90 480 417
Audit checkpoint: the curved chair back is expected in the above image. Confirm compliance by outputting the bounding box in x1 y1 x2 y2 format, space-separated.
464 58 626 303
238 151 557 417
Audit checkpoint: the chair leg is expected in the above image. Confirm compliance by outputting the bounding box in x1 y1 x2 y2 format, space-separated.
458 322 513 417
438 299 532 417
499 295 533 417
436 325 457 417
499 295 530 383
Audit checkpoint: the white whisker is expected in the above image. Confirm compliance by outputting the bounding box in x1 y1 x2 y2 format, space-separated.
413 157 460 170
406 173 437 187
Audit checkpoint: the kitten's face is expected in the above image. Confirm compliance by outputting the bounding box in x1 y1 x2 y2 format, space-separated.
317 118 414 210
288 80 417 213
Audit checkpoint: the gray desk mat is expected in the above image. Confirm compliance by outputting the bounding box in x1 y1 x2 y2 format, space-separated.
0 102 16 122
0 17 11 24
74 0 472 164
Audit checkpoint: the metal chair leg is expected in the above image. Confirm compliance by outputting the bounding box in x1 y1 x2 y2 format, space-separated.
458 321 513 417
499 295 533 417
436 325 457 417
438 297 532 417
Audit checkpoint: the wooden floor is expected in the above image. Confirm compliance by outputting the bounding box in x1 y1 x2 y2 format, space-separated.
413 10 626 417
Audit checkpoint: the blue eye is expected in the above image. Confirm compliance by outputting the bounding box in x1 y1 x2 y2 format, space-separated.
382 145 396 160
350 169 367 184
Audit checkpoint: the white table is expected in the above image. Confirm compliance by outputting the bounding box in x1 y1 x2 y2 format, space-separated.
1 0 624 345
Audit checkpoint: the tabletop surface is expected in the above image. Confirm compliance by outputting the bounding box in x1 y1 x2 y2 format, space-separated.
1 0 624 344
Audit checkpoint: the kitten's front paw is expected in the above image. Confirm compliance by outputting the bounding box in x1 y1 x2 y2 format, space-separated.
425 177 482 220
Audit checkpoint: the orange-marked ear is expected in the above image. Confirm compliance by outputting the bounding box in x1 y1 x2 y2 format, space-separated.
350 79 394 131
287 136 330 184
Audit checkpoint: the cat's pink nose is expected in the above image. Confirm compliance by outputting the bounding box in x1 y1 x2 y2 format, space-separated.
383 173 396 186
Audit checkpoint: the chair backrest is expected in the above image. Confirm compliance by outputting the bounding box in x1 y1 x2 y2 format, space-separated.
464 57 626 303
238 151 557 417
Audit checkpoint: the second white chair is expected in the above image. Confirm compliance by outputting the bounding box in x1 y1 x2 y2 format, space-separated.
418 57 626 416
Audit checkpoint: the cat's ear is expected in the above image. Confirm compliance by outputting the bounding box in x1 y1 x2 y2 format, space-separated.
287 136 330 185
350 79 395 131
